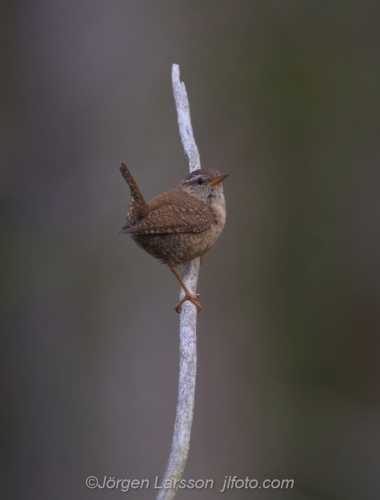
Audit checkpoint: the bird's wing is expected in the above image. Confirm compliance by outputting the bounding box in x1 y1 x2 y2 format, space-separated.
120 203 216 235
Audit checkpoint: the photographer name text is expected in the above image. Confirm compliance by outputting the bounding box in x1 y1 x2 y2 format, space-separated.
86 475 295 492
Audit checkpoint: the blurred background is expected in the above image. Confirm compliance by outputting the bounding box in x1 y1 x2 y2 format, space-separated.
2 1 380 499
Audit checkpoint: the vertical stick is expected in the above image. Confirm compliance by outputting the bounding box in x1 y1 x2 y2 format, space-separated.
155 64 201 500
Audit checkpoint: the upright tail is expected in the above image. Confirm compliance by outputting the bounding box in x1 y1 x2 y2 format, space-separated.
119 163 149 233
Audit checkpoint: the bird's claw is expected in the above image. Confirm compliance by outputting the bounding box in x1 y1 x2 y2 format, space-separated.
175 293 201 313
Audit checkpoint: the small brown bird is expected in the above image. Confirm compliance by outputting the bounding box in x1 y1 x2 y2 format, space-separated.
119 163 228 312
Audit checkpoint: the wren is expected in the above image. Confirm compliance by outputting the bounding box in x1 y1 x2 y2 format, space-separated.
119 163 228 312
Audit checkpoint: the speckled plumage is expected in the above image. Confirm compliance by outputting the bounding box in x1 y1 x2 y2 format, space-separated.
119 163 227 311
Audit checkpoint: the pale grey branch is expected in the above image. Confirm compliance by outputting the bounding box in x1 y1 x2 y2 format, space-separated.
171 64 201 173
155 65 201 500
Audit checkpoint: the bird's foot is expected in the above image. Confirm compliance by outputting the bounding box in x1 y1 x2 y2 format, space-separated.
175 293 201 313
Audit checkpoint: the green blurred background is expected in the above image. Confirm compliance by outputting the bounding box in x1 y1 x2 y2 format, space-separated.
2 1 380 499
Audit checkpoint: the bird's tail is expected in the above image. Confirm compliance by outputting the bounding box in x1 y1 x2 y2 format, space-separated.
119 163 149 233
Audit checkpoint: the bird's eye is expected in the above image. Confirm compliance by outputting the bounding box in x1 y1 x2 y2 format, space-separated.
197 177 203 185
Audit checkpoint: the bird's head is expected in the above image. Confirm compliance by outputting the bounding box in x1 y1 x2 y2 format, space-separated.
178 169 228 205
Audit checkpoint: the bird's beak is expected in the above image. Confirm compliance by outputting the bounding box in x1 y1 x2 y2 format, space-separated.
207 174 229 186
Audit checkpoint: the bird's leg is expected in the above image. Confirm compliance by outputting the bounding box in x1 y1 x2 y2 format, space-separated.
169 266 201 313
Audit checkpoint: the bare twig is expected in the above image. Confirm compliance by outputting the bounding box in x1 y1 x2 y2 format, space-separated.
155 65 201 500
